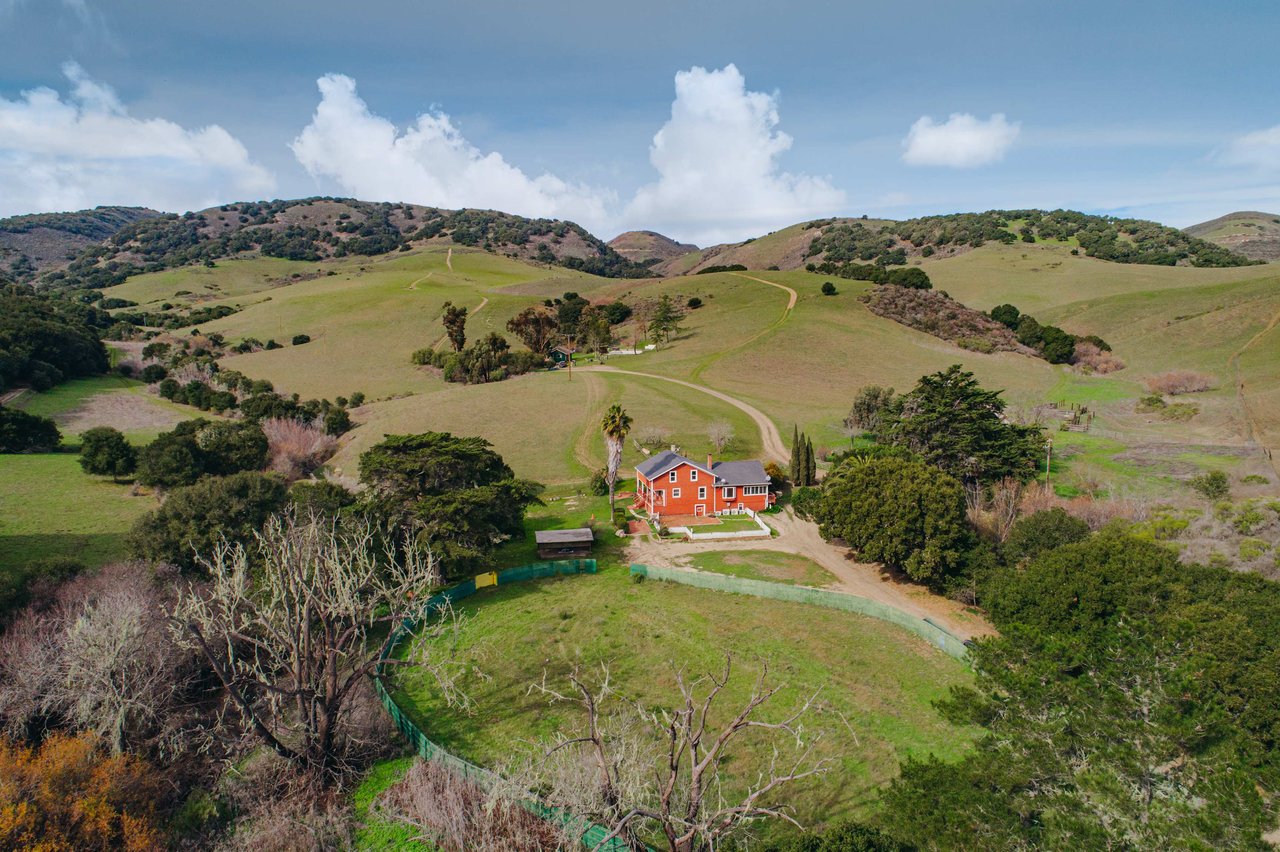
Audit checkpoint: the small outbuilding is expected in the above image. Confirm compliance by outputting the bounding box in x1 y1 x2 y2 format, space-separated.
550 344 576 368
535 528 595 559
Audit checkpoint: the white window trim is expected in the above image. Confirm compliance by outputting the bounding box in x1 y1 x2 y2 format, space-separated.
743 485 768 496
672 488 681 499
690 468 698 481
723 487 735 499
669 470 678 483
698 486 706 499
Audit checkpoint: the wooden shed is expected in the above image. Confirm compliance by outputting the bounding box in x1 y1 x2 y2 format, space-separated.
535 528 594 559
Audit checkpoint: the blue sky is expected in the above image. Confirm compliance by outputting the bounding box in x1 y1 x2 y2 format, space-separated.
1 0 1277 244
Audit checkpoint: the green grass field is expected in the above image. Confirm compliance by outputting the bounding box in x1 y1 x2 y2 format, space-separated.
687 549 833 586
0 452 158 583
390 566 977 838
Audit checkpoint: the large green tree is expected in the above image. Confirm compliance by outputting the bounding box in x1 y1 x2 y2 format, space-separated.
129 471 289 571
358 432 542 579
0 406 60 453
879 365 1044 485
879 532 1280 849
815 456 970 587
78 426 136 481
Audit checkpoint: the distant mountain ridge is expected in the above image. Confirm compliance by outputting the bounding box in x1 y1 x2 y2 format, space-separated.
37 198 656 291
653 209 1259 276
607 230 698 264
0 206 162 282
1185 211 1280 262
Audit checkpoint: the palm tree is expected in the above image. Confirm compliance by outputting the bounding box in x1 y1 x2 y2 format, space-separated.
601 404 633 524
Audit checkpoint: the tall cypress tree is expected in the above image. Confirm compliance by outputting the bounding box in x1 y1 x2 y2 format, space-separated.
790 425 802 484
805 436 817 485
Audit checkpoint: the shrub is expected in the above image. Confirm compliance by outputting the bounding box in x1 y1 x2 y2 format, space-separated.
686 297 703 309
789 485 823 520
291 333 311 346
589 468 610 496
265 339 282 350
156 377 180 399
323 407 352 436
78 426 137 480
1190 469 1230 501
262 417 338 481
1143 370 1216 395
1071 341 1124 374
129 471 289 570
194 420 269 476
821 281 838 295
289 480 357 517
348 391 366 407
1004 508 1090 562
0 732 166 849
136 430 204 487
139 363 168 383
0 407 61 453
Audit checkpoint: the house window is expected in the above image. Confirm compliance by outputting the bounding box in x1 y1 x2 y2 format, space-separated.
698 486 706 500
690 469 698 481
672 488 681 499
669 470 678 483
743 485 768 495
723 487 735 499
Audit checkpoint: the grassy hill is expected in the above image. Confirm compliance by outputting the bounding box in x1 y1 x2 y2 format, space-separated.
607 230 697 264
1185 211 1280 261
0 205 161 282
654 210 1258 277
85 234 1280 495
39 198 654 292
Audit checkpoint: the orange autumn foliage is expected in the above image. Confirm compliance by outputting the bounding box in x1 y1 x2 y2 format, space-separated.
0 732 164 851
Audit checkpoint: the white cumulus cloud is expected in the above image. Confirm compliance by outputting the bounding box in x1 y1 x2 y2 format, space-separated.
1218 124 1280 172
0 62 275 216
622 64 844 245
290 74 614 229
901 112 1020 168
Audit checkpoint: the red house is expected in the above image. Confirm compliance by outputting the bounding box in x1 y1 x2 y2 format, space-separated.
633 450 775 519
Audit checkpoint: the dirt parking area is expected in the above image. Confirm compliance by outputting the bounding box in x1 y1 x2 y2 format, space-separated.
55 391 186 436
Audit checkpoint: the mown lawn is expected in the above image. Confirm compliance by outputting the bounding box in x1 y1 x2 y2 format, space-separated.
390 566 977 838
687 549 833 587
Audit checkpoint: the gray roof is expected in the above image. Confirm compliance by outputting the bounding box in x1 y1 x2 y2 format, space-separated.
635 449 704 480
636 451 768 487
711 460 770 486
535 528 594 544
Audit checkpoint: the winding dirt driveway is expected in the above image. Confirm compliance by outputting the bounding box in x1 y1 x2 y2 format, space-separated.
729 271 797 311
577 366 788 463
628 508 992 640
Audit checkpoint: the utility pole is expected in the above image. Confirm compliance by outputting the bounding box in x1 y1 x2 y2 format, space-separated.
1045 437 1053 488
567 333 574 382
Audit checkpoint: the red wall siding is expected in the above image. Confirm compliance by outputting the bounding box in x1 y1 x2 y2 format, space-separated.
635 462 770 516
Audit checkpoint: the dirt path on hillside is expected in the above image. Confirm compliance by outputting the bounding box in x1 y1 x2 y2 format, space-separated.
446 247 453 272
729 272 797 311
428 297 490 350
1229 304 1280 476
577 366 787 463
628 508 993 640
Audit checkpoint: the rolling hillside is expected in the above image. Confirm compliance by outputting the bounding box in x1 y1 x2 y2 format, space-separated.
655 210 1258 276
38 198 655 292
607 230 697 264
81 232 1280 495
0 205 161 281
1186 211 1280 261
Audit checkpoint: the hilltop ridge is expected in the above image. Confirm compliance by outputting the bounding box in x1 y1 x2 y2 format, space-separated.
1185 211 1280 261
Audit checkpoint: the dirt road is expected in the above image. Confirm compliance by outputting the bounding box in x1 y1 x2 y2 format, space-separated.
627 508 992 640
577 366 788 463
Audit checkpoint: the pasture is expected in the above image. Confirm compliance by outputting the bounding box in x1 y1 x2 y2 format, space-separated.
390 565 978 838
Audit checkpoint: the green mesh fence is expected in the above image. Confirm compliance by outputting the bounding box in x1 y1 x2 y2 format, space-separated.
629 564 971 662
373 559 635 851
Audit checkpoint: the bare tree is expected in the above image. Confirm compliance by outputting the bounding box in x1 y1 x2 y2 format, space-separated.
706 422 735 454
0 562 195 756
172 510 464 778
636 425 674 449
515 656 828 851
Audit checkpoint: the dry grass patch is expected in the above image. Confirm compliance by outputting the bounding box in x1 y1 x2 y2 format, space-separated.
1143 370 1218 395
